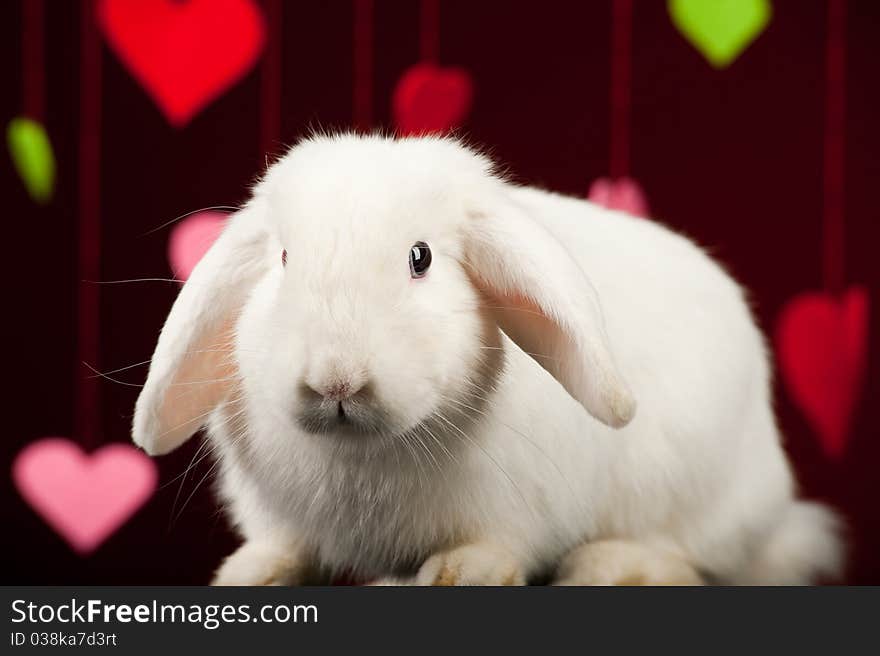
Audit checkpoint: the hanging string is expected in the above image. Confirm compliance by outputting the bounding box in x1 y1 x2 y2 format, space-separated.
822 0 846 294
76 0 102 446
353 0 374 130
22 0 45 121
260 0 282 159
419 0 440 63
608 0 633 179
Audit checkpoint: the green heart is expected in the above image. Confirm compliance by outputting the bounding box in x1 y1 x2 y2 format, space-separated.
7 117 56 204
669 0 772 68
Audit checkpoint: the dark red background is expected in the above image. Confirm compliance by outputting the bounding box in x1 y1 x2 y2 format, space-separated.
1 0 877 584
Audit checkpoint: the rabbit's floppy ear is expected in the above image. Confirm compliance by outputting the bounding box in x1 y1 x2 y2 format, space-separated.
133 201 271 455
464 190 636 428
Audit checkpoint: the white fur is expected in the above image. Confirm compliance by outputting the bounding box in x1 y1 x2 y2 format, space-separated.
554 539 703 585
134 134 843 585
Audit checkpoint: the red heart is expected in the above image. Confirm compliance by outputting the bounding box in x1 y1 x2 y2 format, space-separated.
393 63 474 135
13 438 157 554
98 0 266 127
775 287 869 458
587 177 650 216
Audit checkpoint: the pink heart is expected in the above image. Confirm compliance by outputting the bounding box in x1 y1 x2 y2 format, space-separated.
775 287 869 459
393 63 474 135
13 438 157 554
588 177 650 216
168 211 227 281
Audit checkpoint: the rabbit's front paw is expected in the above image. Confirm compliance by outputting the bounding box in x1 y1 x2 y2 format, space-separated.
416 542 525 586
554 539 702 586
212 540 312 586
365 576 415 586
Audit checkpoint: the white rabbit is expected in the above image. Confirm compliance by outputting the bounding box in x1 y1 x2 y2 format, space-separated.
134 134 843 585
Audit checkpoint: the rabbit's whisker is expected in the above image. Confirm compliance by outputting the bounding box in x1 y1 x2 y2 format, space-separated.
477 345 561 363
81 361 145 387
408 429 441 475
395 432 428 489
168 413 248 528
441 390 588 519
461 303 548 319
432 409 532 514
170 449 223 527
415 422 458 465
85 348 266 380
86 358 155 377
159 437 216 492
86 277 185 285
142 205 240 237
154 393 244 442
167 436 216 520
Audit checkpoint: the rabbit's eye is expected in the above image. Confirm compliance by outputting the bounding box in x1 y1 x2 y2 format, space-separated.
281 249 287 266
409 241 431 278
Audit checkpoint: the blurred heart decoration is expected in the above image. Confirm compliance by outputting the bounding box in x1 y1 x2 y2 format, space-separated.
7 117 55 204
587 177 649 216
13 438 157 554
393 63 473 135
775 287 869 459
168 211 227 281
668 0 771 68
97 0 266 127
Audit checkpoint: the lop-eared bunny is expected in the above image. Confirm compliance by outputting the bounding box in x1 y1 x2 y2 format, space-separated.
134 134 842 585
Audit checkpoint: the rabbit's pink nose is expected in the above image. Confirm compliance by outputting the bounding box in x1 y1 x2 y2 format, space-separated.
303 378 366 402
